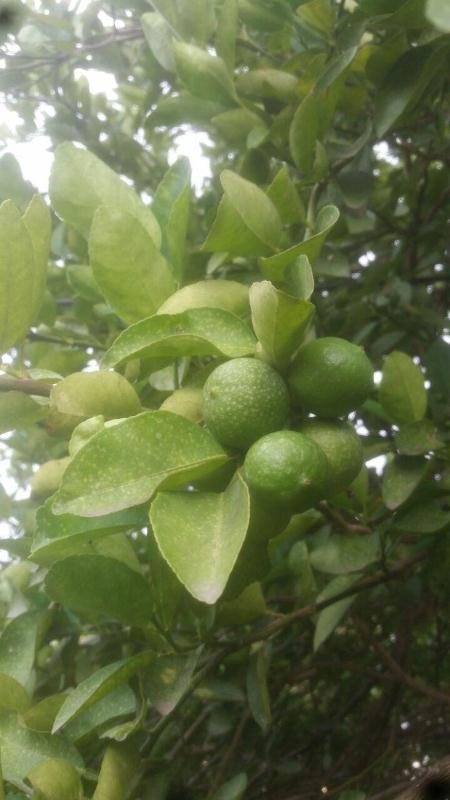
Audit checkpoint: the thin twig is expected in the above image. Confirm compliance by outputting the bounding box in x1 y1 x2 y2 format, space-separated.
207 709 250 799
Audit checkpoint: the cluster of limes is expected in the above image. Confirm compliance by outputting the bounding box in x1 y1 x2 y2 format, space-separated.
202 337 373 511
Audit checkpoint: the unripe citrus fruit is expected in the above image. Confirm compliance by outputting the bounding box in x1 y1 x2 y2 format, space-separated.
298 418 363 493
202 358 289 450
243 430 329 511
289 337 373 417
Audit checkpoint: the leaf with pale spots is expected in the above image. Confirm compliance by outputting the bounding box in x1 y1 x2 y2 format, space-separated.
52 411 229 517
0 713 82 789
143 650 200 715
102 307 256 369
150 472 250 604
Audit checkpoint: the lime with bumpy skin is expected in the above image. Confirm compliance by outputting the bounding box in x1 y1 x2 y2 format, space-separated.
289 337 373 417
298 418 363 494
243 430 330 511
202 358 289 450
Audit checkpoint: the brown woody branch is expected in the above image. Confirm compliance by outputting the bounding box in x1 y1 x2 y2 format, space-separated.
354 616 450 707
0 376 53 397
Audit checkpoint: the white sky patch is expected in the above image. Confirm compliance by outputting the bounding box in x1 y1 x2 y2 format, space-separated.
73 68 118 99
374 141 399 166
1 138 53 193
169 130 213 193
366 454 387 474
373 370 382 385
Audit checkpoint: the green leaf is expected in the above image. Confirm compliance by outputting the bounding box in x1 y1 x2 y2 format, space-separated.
236 69 298 103
149 93 227 127
31 458 71 499
67 687 136 744
49 143 161 245
175 0 217 43
152 158 191 281
375 43 449 136
0 713 82 789
215 0 238 70
173 41 237 106
0 612 41 687
246 645 271 731
310 534 380 574
52 652 155 732
31 500 147 565
286 255 315 300
45 555 153 627
394 500 450 533
425 340 450 400
239 0 288 30
212 108 266 146
203 170 282 256
0 392 46 434
315 47 357 94
144 650 200 715
89 205 176 323
296 0 336 40
102 308 256 369
146 532 183 631
50 370 140 421
288 541 317 603
150 473 250 604
249 280 314 367
0 674 30 714
382 456 427 510
27 758 81 800
157 279 249 317
22 194 51 321
52 411 229 517
0 200 34 353
218 582 267 626
68 415 106 456
426 0 450 31
213 773 247 800
394 420 443 456
314 575 359 651
141 12 175 71
0 153 34 209
160 387 203 423
337 171 374 209
23 695 68 735
266 165 305 226
260 205 340 280
92 744 139 800
379 351 427 424
289 94 319 176
146 0 178 32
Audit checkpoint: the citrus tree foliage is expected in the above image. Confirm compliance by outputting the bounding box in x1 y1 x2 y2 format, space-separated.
0 1 449 799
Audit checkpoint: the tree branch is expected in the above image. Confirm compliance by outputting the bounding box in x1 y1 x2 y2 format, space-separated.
354 616 450 707
0 376 53 397
207 709 250 798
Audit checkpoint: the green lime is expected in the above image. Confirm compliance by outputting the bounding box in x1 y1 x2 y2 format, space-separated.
289 337 373 417
298 418 363 493
243 430 329 511
202 358 289 450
